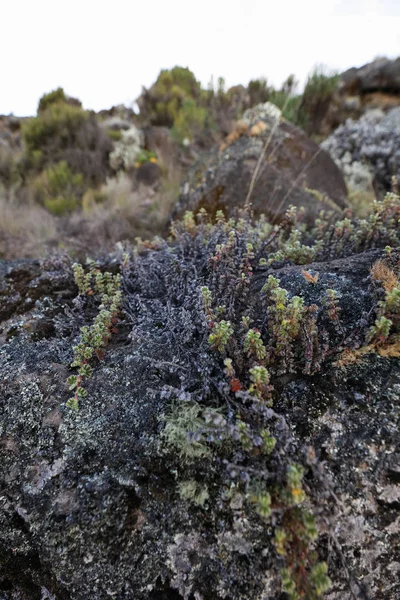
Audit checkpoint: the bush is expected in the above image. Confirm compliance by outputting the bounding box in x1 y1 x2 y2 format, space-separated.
38 87 82 113
0 146 19 191
33 160 85 215
299 66 339 134
248 78 270 107
22 102 113 185
137 66 201 127
268 90 302 124
172 99 208 143
38 87 67 112
23 103 89 156
135 149 157 166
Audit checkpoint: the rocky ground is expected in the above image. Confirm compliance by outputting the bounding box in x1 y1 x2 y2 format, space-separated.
1 57 400 600
0 196 399 599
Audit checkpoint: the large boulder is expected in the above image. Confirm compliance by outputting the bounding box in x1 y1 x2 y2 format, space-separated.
1 197 400 600
341 56 400 96
174 103 348 223
322 107 400 195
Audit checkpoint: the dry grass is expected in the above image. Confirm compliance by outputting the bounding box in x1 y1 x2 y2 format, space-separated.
0 147 182 259
219 120 248 153
371 260 398 292
62 160 181 256
0 192 57 258
301 269 319 285
334 339 400 367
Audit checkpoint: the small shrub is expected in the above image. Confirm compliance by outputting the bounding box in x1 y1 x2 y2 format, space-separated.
34 161 85 215
23 103 89 156
22 101 112 184
269 89 303 125
135 149 157 167
299 66 339 135
137 66 201 127
0 146 19 191
38 87 67 112
172 98 208 143
67 262 122 410
248 78 270 107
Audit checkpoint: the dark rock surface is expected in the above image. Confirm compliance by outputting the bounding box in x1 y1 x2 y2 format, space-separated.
174 103 348 224
341 57 400 96
0 237 399 599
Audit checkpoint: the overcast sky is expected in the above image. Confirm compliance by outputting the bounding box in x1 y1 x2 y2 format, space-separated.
2 0 400 116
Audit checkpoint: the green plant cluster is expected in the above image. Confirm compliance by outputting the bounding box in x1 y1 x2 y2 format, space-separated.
33 160 85 215
266 193 400 267
21 87 112 197
369 258 400 347
172 98 208 143
198 276 329 597
106 128 123 142
262 275 319 374
23 102 89 160
155 194 400 597
158 222 357 596
38 87 68 112
66 262 122 410
137 65 338 145
135 149 157 167
298 66 339 135
137 66 205 140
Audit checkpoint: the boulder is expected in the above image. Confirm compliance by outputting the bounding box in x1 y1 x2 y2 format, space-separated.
134 161 162 186
101 117 132 131
341 56 400 95
322 107 400 195
174 103 348 223
1 201 400 599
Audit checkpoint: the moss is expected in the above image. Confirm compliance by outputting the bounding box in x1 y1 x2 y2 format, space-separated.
178 480 209 506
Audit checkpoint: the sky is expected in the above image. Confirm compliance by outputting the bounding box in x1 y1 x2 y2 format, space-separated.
1 0 400 116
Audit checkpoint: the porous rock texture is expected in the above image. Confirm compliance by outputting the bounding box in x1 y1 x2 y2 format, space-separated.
0 231 399 600
322 107 400 196
174 103 348 223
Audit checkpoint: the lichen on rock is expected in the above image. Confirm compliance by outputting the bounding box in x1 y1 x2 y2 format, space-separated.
0 197 400 599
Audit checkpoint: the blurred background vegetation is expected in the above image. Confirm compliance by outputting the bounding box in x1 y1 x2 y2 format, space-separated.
0 62 390 259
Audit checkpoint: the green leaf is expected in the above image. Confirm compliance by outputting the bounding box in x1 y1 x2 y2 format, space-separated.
67 375 77 389
66 397 79 411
